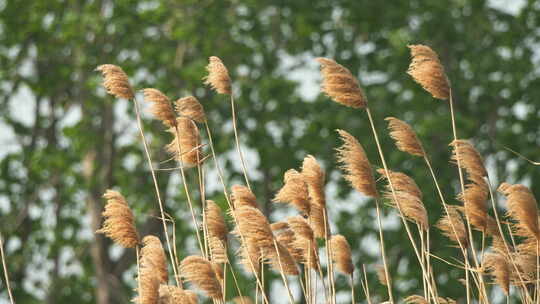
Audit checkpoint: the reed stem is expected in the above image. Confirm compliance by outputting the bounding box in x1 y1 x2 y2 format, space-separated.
0 235 14 304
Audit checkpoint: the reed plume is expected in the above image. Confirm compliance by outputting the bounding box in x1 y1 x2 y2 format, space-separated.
95 64 135 100
165 117 201 168
385 117 425 157
329 234 354 275
499 183 540 239
140 236 168 284
142 88 177 128
274 224 304 263
232 206 274 251
457 180 489 232
404 295 429 304
233 296 254 304
376 264 388 286
175 96 206 123
158 285 198 304
134 270 160 304
450 140 487 179
301 155 329 239
483 252 510 295
231 185 259 209
238 241 261 274
273 169 310 215
267 240 300 275
204 56 231 95
436 206 468 248
316 57 367 108
407 44 450 100
96 189 139 248
205 200 228 242
336 129 378 198
180 255 223 299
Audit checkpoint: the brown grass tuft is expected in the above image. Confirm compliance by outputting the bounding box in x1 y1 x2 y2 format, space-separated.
204 56 231 95
175 96 206 123
142 88 177 128
385 117 425 157
95 64 135 100
316 57 367 108
499 183 540 239
336 129 378 198
140 236 168 284
231 185 259 209
436 206 468 248
483 252 510 295
166 117 201 168
180 256 223 299
273 169 310 215
329 234 354 275
407 45 450 100
97 190 139 248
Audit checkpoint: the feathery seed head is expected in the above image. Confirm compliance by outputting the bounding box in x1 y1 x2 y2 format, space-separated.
205 200 228 242
436 206 468 248
95 64 135 100
142 88 177 128
231 185 259 209
204 56 231 95
180 256 223 299
175 96 206 123
273 169 310 215
140 236 168 284
97 189 139 248
316 57 367 108
483 252 510 295
407 44 450 100
385 117 425 157
450 140 487 178
499 183 540 239
329 234 354 275
166 117 201 168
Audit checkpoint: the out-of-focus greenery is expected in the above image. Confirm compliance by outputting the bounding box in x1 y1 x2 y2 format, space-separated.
1 0 539 303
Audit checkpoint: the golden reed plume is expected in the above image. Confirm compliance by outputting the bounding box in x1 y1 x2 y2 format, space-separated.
180 256 223 300
499 183 540 239
231 185 259 209
232 206 274 251
404 295 429 304
436 206 468 248
205 200 228 263
450 140 487 179
385 117 425 157
142 88 177 128
301 155 328 238
97 190 139 248
175 96 206 123
267 240 299 275
95 64 135 100
407 44 450 100
140 236 168 284
158 285 198 304
166 117 201 168
204 56 232 95
376 264 388 286
329 234 354 275
458 180 489 232
316 57 367 108
273 169 310 215
336 129 378 198
483 252 510 295
134 270 160 304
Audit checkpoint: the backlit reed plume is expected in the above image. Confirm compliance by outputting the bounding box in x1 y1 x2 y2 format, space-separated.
407 44 450 100
271 221 289 231
166 117 201 168
316 57 367 108
458 180 489 232
175 96 206 123
95 64 135 100
302 155 328 238
267 240 300 275
378 169 428 229
232 206 274 251
140 236 168 283
158 285 198 304
273 224 304 263
336 129 377 197
231 185 259 209
204 56 231 95
273 169 310 215
376 264 388 286
499 183 540 239
450 140 487 179
205 200 228 263
238 241 261 274
385 117 425 157
212 262 224 282
436 206 468 248
180 256 223 300
483 252 510 295
134 270 160 304
142 88 177 128
329 234 354 275
404 295 429 304
233 296 254 304
287 217 318 269
97 189 139 248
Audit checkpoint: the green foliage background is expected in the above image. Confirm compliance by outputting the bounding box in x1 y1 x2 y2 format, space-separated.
0 0 539 303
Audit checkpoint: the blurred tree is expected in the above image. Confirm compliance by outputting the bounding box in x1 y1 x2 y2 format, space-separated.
0 0 539 303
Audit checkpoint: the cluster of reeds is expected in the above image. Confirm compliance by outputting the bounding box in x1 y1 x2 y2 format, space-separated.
2 45 538 304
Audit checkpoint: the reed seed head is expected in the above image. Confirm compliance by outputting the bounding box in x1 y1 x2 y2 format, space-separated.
316 57 367 108
180 256 223 300
267 240 300 275
499 183 540 239
205 200 228 242
483 252 510 295
166 117 201 168
450 140 487 178
376 264 388 286
95 64 135 100
404 295 429 304
385 117 425 157
204 56 231 95
142 88 177 128
158 285 198 304
273 169 310 215
336 129 378 198
301 155 327 207
407 44 450 100
140 236 168 284
175 96 206 123
458 180 489 232
97 189 139 248
329 234 354 275
436 206 468 248
231 185 259 209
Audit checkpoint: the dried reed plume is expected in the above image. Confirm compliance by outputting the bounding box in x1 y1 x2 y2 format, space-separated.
404 295 429 304
212 262 224 282
483 252 510 295
273 169 310 215
336 129 378 197
267 240 300 275
158 285 198 304
180 256 223 299
142 88 177 128
308 198 327 239
233 296 254 304
329 234 354 275
287 216 314 241
134 270 160 304
166 117 201 168
231 185 259 209
140 236 168 283
204 56 231 95
316 57 367 108
208 236 227 264
458 180 489 232
238 241 261 274
232 206 274 251
175 96 206 123
385 117 425 157
377 169 422 199
450 140 487 179
376 264 388 286
270 221 289 231
274 225 304 263
499 183 540 239
205 200 228 241
407 44 450 100
301 155 327 207
436 206 468 248
95 64 135 100
96 190 139 248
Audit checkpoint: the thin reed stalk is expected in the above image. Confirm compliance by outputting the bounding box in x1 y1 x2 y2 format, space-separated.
0 235 14 304
230 94 252 190
349 275 355 304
